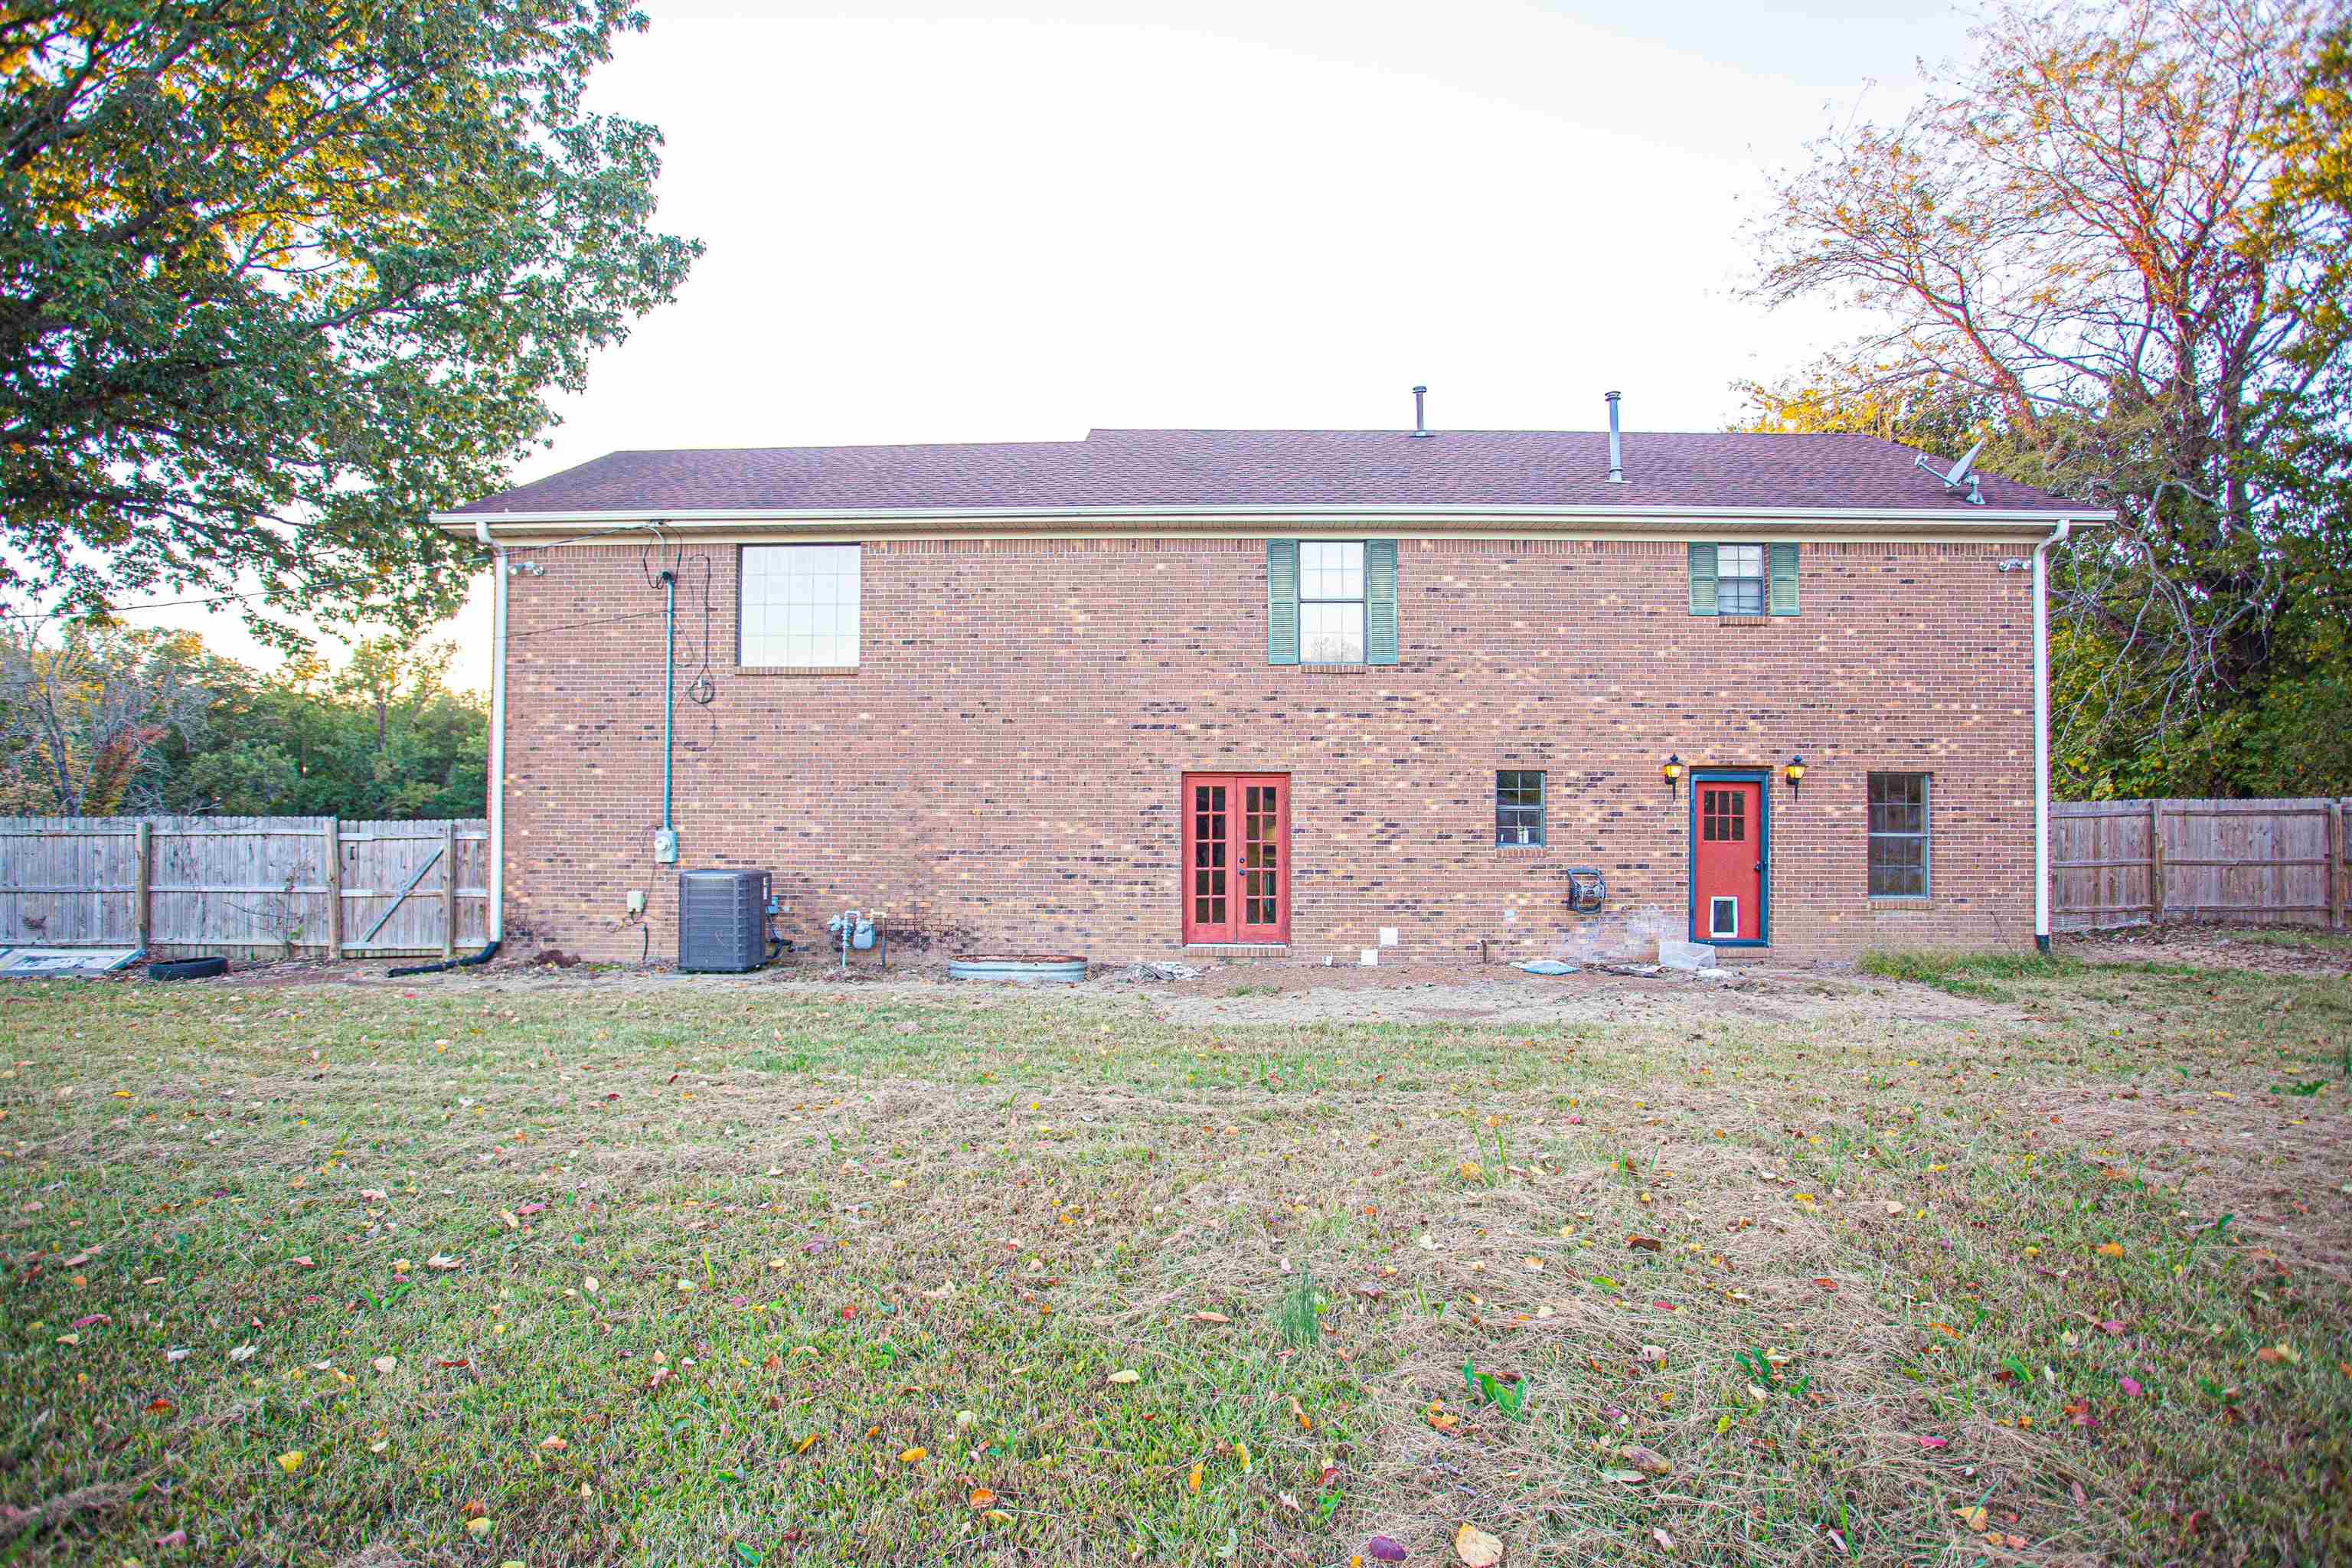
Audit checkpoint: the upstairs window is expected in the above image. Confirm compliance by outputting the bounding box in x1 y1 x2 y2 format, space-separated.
1495 770 1545 846
1299 541 1366 663
1867 773 1931 897
741 544 860 668
1267 540 1398 665
1689 542 1798 616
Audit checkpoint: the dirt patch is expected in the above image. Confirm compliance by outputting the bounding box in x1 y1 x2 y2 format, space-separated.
1122 959 2022 1029
2064 923 2352 977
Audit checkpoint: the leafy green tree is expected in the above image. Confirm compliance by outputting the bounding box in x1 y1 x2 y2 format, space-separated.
1745 0 2352 795
0 1 700 645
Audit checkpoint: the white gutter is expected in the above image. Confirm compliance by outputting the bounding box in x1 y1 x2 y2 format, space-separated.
439 502 2111 531
2033 517 2075 953
475 518 508 945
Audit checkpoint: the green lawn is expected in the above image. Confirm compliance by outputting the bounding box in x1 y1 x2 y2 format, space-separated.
2 957 2347 1566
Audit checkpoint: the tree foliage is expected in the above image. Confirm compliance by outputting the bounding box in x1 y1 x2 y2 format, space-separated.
1746 0 2352 796
0 618 485 817
0 0 699 642
0 616 207 812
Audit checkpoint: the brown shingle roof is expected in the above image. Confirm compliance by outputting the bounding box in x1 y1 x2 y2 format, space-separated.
449 428 2087 515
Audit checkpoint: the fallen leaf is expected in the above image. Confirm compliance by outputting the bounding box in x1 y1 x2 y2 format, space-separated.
1620 1446 1671 1477
466 1517 494 1538
2096 1243 2125 1259
1626 1235 1663 1253
1916 1436 1949 1449
1106 1368 1142 1386
276 1450 305 1474
426 1254 462 1272
372 1356 397 1374
227 1344 256 1363
968 1487 995 1508
1453 1522 1505 1566
1366 1537 1408 1563
1187 1310 1230 1325
1955 1505 1988 1532
899 1446 927 1464
1653 1527 1676 1554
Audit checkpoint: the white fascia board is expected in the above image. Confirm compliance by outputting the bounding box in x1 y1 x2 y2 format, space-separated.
436 503 2112 535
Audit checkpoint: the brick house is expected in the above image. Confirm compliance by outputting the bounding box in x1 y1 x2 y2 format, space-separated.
436 413 2106 965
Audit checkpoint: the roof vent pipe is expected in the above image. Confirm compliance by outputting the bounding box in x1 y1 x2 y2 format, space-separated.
1411 385 1432 438
1605 390 1625 482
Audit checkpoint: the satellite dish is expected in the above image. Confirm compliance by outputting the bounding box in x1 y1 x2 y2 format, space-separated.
1913 438 1988 505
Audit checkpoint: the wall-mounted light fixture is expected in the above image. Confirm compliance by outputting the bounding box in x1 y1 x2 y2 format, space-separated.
1785 754 1807 799
1662 753 1684 801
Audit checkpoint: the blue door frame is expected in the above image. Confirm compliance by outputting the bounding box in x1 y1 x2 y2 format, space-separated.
1688 767 1771 947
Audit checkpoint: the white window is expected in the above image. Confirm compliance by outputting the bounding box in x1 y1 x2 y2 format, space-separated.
1715 544 1766 615
740 545 860 668
1298 541 1366 663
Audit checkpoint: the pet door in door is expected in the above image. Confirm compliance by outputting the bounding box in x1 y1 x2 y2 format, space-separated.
1709 896 1739 939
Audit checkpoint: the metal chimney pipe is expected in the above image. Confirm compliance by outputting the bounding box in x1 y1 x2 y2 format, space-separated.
1411 385 1431 438
1605 390 1625 482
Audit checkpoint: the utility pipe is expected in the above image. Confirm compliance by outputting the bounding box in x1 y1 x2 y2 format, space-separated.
2033 518 2075 953
475 519 509 946
659 568 677 844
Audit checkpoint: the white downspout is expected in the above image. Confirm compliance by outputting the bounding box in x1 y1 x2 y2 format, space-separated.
2033 518 2074 953
475 520 508 944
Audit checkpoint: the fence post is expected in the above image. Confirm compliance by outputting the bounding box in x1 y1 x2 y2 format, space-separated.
442 819 457 960
323 818 343 959
2330 799 2344 933
2148 802 2165 926
132 819 152 950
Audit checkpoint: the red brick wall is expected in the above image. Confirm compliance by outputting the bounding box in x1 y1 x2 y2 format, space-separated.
496 535 2039 964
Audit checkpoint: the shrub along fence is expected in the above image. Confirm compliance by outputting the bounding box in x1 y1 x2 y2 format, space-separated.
2051 798 2350 934
0 816 489 960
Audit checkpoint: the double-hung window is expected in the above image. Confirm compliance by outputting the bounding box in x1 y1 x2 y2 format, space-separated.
1867 773 1931 897
1689 542 1798 616
1496 770 1545 847
1266 540 1398 665
1299 542 1367 663
740 545 861 668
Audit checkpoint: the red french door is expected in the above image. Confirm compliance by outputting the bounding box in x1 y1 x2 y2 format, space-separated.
1182 774 1289 943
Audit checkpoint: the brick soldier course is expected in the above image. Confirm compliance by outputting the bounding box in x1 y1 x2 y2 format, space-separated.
441 426 2108 965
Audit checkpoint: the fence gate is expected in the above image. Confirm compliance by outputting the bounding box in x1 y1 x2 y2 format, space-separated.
0 815 487 960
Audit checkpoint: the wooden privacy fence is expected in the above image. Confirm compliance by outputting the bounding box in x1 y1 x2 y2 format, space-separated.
2052 798 2351 934
0 816 490 960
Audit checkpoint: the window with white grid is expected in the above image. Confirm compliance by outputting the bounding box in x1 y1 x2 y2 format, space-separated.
740 545 861 668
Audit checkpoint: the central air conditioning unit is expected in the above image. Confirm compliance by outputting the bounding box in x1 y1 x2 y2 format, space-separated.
678 869 769 973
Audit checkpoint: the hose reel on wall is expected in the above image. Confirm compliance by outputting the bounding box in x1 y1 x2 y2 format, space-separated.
1565 867 1607 914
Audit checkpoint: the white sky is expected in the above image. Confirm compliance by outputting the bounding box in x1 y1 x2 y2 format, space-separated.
149 0 1974 688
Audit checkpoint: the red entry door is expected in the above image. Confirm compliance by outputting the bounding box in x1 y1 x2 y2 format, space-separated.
1694 779 1764 943
1183 774 1289 943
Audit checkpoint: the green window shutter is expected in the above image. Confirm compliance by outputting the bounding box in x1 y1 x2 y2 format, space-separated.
1687 543 1719 616
1364 539 1399 665
1769 542 1800 616
1266 539 1299 665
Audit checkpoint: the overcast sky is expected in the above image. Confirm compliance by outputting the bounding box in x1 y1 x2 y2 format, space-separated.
156 0 1978 684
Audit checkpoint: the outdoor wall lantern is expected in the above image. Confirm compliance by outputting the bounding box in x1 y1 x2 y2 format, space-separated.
1661 754 1684 801
1785 754 1808 799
